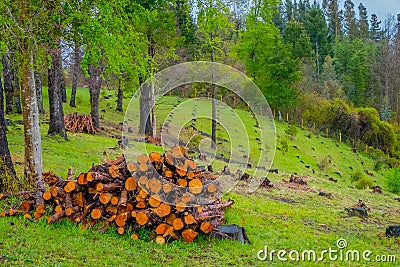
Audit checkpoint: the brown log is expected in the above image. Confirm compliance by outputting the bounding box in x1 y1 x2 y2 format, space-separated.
188 179 203 194
110 196 119 205
23 213 32 220
109 165 120 178
50 186 65 198
148 194 161 208
43 191 52 201
137 154 149 165
126 161 138 173
115 212 130 227
207 182 218 193
136 201 146 209
163 183 173 193
176 164 187 177
117 226 125 235
55 205 63 213
149 152 163 171
91 207 103 220
200 221 213 233
118 190 128 207
148 178 162 193
138 176 148 187
95 182 121 192
99 193 112 205
154 203 171 217
125 177 137 191
43 172 64 186
164 168 173 178
155 223 169 235
171 146 186 160
175 201 186 212
136 211 149 225
1 209 21 217
155 235 165 244
72 192 84 207
77 173 87 185
48 211 64 224
177 179 188 187
184 214 196 225
106 205 118 215
166 213 176 225
65 206 80 217
138 163 149 173
187 171 195 179
182 193 192 203
172 218 184 231
185 159 197 170
163 225 174 237
182 229 198 243
137 189 148 199
64 180 78 193
130 233 139 240
21 201 33 212
86 172 94 182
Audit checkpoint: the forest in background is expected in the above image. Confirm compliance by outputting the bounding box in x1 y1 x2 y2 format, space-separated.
1 0 400 195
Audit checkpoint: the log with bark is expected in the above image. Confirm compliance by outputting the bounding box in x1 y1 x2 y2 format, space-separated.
1 146 235 244
64 112 100 134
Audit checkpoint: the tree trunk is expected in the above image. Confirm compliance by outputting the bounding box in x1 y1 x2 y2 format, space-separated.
211 83 217 149
70 43 81 107
88 62 105 129
60 70 67 103
12 71 22 114
2 55 14 114
0 74 17 192
151 81 157 138
21 50 44 206
139 76 153 136
116 77 123 112
48 44 67 140
34 72 45 114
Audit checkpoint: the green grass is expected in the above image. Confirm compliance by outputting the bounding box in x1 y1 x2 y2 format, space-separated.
1 87 399 266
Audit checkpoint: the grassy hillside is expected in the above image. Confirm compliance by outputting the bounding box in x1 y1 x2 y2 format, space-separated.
1 87 399 266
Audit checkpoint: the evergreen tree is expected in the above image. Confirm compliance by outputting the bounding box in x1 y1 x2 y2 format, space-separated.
358 3 369 39
343 0 357 38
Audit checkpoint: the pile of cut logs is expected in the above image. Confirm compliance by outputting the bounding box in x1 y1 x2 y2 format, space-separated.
64 112 100 134
2 146 233 244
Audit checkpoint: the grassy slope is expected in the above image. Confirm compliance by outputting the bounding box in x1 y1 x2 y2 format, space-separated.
1 87 399 266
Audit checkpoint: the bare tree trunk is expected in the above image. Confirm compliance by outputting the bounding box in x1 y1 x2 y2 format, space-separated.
70 43 81 107
48 44 67 140
116 77 123 112
60 70 67 103
210 39 216 149
2 54 14 114
12 70 22 114
0 74 17 192
21 51 44 206
88 61 105 129
151 81 156 138
34 72 45 114
139 76 153 136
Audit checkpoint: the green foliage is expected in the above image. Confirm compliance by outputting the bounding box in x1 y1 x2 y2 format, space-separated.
280 138 289 154
350 170 364 182
285 124 298 139
317 156 331 172
386 168 400 195
355 177 374 190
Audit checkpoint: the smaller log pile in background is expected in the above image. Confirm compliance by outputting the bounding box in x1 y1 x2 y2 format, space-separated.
1 146 233 244
64 113 100 134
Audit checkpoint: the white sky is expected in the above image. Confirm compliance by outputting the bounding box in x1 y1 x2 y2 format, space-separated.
315 0 400 21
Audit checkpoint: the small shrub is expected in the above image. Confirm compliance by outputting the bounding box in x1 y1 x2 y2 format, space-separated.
280 139 289 154
285 124 298 139
350 171 364 183
317 157 331 171
355 177 374 190
386 168 400 195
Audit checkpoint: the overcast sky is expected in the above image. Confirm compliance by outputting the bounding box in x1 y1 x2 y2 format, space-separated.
316 0 400 22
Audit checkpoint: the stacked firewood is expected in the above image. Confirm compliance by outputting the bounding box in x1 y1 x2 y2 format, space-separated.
64 112 100 134
4 146 233 244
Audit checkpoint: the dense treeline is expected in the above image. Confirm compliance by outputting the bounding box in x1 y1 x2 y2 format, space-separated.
0 0 400 192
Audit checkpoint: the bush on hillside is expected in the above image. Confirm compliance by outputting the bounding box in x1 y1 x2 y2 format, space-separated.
386 168 400 195
355 177 374 190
